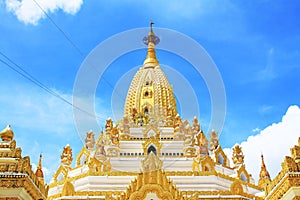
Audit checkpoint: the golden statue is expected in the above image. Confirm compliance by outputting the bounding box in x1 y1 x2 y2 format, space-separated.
174 114 181 131
110 126 120 146
105 118 113 133
85 130 95 149
142 151 162 172
122 115 130 134
61 144 73 166
130 107 138 123
195 131 209 156
192 116 200 135
209 130 219 150
232 145 244 167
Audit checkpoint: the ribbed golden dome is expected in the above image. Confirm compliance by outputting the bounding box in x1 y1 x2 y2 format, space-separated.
124 23 177 122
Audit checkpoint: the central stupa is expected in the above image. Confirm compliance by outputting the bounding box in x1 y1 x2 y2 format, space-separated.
47 23 265 200
124 22 177 125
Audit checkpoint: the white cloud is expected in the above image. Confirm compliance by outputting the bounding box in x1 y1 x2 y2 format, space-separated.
224 105 300 183
0 83 111 182
252 127 260 133
256 48 277 81
5 0 83 25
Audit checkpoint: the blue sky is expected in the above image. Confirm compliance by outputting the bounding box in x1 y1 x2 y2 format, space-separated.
1 0 300 182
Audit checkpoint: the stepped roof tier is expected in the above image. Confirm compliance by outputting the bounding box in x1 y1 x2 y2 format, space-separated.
0 125 48 199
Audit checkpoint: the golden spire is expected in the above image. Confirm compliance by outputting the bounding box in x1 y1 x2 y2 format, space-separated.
35 153 44 184
143 21 159 67
259 154 270 179
124 21 178 122
258 154 271 189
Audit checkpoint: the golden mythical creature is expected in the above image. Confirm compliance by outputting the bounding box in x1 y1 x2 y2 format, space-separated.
232 145 244 167
61 145 73 166
85 131 95 149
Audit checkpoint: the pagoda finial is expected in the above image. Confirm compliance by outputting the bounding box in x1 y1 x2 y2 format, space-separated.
258 154 271 188
150 21 154 32
38 153 42 169
35 153 44 184
143 21 160 67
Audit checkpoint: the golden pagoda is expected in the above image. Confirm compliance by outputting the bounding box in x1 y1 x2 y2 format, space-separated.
2 23 299 200
0 125 48 199
47 23 265 200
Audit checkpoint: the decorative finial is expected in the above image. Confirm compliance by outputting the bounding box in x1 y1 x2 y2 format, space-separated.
38 153 42 169
150 21 154 31
143 21 160 46
143 21 160 67
258 153 271 188
35 153 44 184
0 125 14 141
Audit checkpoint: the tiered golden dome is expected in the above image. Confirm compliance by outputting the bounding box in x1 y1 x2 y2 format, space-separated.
124 23 177 123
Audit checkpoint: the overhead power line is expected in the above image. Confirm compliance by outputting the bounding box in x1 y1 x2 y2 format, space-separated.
0 51 106 121
32 0 126 102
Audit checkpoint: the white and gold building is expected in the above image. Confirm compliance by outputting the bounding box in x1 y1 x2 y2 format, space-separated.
46 24 278 200
1 24 300 200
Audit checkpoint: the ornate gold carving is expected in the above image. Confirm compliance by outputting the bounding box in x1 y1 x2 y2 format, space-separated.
192 116 200 135
85 130 95 149
230 180 243 195
60 144 73 166
209 129 219 150
291 137 300 163
88 157 111 173
142 151 162 172
173 114 181 133
182 120 193 146
192 155 216 173
184 146 196 157
142 136 162 155
62 180 75 196
282 156 298 172
195 130 209 156
111 126 120 146
105 118 113 134
232 145 244 167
